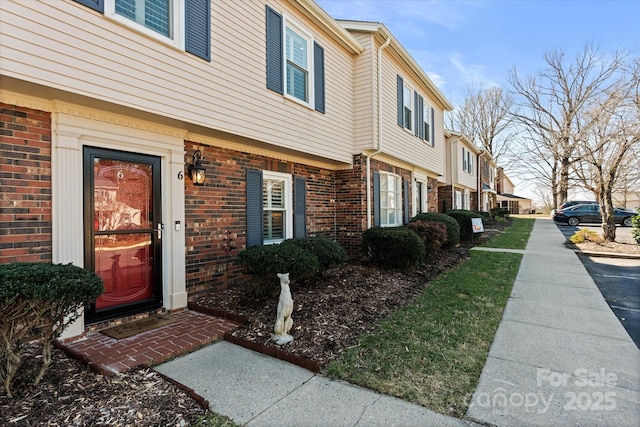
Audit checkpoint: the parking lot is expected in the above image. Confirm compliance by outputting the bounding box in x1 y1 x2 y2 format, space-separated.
555 223 640 348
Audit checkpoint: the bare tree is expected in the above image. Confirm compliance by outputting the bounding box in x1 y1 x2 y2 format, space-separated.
508 45 627 209
450 84 515 164
573 64 640 241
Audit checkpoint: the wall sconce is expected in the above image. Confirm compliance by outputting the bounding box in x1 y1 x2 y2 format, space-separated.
427 185 433 193
188 150 206 186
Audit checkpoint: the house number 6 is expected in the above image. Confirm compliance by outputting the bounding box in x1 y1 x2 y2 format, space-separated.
177 171 183 180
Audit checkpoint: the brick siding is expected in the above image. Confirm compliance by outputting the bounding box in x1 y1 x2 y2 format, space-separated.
0 103 52 263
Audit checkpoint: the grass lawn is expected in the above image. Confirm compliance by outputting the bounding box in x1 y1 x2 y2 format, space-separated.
324 219 533 418
481 217 534 249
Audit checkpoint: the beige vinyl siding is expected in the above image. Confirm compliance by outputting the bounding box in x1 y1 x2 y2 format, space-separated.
458 146 477 189
0 0 356 165
378 52 446 177
351 32 376 153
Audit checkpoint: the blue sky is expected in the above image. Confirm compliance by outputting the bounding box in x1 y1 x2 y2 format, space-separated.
316 0 639 107
315 0 639 202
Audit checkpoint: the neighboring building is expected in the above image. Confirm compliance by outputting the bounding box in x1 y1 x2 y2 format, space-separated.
0 0 452 339
612 191 640 210
438 130 479 211
477 149 498 213
496 168 533 214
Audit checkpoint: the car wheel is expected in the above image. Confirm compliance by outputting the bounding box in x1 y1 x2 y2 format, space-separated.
623 217 632 227
568 217 580 226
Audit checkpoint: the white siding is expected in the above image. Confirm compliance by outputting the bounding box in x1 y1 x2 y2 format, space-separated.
0 0 357 164
378 51 446 177
351 32 375 153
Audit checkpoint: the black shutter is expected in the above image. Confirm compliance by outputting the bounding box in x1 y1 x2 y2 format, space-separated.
266 6 283 94
185 0 211 61
397 75 403 127
294 177 307 238
313 42 325 113
403 178 410 224
74 0 104 13
414 92 420 137
246 169 263 247
431 107 435 146
373 172 381 227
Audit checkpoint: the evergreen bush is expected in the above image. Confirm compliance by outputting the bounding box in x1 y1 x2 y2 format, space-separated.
283 236 347 269
236 243 320 295
410 212 460 246
631 213 640 244
361 227 425 269
406 221 447 255
0 262 103 396
446 209 484 242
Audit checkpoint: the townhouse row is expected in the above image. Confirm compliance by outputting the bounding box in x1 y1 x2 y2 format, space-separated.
0 0 499 339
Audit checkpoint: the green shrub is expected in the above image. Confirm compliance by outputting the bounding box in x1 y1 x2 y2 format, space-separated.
446 210 484 242
491 207 510 218
236 243 320 293
361 227 425 269
0 262 103 396
406 221 447 255
473 210 491 220
283 236 347 269
410 212 460 247
632 213 640 244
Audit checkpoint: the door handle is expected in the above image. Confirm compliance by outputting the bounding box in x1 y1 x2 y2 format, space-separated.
155 223 164 240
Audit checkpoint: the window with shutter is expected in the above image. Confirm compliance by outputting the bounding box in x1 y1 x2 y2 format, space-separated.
75 0 210 61
262 171 293 244
266 6 325 112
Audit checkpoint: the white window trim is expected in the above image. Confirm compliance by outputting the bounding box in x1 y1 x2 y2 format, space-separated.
104 0 185 51
262 170 293 244
402 82 414 134
282 15 315 109
380 172 402 227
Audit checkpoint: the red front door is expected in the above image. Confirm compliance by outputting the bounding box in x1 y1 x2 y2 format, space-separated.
84 147 163 322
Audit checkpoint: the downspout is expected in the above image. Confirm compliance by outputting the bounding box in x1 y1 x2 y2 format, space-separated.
451 139 455 210
366 35 391 228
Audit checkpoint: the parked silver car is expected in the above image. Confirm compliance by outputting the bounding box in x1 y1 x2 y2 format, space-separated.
553 204 637 227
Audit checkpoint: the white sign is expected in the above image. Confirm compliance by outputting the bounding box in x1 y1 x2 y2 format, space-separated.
472 218 484 233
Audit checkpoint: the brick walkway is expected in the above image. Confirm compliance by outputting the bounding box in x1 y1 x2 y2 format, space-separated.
58 310 241 376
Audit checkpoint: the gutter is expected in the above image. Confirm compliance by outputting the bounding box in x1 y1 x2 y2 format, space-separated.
365 36 391 228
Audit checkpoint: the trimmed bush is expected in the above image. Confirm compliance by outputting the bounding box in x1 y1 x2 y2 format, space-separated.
283 236 347 269
236 243 320 294
406 221 447 255
361 227 425 269
0 262 103 396
473 210 491 220
446 209 484 242
410 212 460 247
491 207 510 218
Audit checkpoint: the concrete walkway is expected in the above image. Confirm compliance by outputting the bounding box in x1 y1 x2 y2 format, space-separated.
156 218 640 426
466 218 640 426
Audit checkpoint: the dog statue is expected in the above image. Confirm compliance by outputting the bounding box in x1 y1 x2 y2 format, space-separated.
273 273 294 345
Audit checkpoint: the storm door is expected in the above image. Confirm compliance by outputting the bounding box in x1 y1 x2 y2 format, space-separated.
84 147 163 322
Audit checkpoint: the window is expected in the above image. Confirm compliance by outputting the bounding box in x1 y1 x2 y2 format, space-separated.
246 169 305 247
266 6 325 112
262 171 293 243
285 25 310 103
403 84 413 131
114 0 171 37
75 0 210 61
423 103 431 143
462 147 473 174
380 173 402 226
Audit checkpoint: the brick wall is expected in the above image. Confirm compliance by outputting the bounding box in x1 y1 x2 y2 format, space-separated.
184 143 341 296
334 154 367 255
0 103 52 264
438 185 452 212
